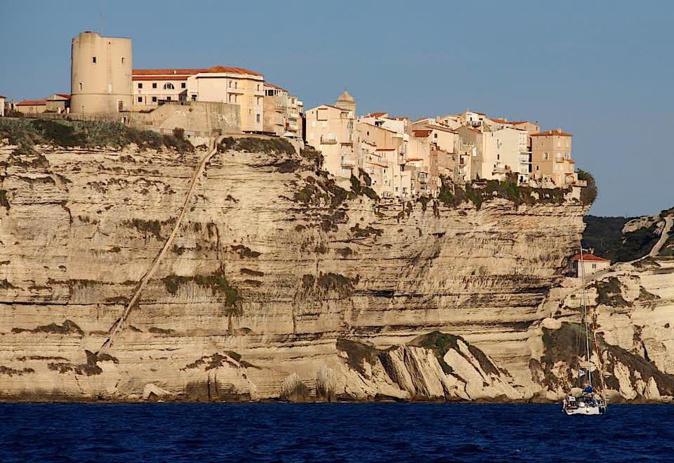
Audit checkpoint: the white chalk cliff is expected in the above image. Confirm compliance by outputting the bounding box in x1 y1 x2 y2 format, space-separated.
0 137 672 402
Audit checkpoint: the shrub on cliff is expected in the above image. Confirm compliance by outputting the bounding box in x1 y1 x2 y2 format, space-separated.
218 137 295 155
0 118 194 153
578 169 598 205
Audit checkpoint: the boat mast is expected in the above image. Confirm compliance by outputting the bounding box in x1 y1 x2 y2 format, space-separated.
580 245 592 388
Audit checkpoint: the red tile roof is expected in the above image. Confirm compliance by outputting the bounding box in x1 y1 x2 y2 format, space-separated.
132 65 262 80
48 93 71 100
413 129 432 137
133 68 204 76
365 112 387 118
133 75 190 81
571 253 609 262
531 129 573 137
16 99 47 106
491 118 527 125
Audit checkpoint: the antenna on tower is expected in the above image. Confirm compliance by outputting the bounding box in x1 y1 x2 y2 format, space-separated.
98 0 106 33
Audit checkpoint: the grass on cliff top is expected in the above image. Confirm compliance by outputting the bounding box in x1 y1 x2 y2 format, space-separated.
218 136 295 155
0 118 193 153
437 175 573 210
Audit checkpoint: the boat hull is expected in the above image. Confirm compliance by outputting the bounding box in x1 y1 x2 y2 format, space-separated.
563 405 605 416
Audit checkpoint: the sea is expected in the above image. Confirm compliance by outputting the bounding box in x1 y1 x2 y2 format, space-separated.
1 403 673 462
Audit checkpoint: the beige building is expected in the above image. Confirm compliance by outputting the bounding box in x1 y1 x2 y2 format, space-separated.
15 99 47 115
70 31 132 114
0 95 5 117
531 129 577 186
131 66 264 132
456 125 529 182
358 121 409 197
46 94 71 113
305 103 357 180
263 83 303 139
132 68 193 108
186 66 264 132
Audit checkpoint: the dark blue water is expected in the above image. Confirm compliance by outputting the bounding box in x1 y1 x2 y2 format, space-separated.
1 403 673 462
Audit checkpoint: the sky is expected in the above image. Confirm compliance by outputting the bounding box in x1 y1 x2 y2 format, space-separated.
0 0 672 217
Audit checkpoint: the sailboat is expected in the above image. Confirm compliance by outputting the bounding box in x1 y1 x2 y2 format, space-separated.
562 247 608 416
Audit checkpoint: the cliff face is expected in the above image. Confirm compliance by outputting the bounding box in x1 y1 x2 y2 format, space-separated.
1 138 670 402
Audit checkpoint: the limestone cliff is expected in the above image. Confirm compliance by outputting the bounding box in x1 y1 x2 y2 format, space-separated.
0 135 671 402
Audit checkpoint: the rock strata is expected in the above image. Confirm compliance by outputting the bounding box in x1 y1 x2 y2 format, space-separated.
0 137 671 402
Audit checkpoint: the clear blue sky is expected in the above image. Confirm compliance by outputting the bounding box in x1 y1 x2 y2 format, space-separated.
1 0 672 217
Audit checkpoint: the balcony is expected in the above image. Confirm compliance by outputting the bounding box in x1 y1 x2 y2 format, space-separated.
341 158 356 167
320 134 337 144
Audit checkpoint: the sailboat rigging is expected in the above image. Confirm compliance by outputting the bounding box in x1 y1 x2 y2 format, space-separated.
562 246 607 416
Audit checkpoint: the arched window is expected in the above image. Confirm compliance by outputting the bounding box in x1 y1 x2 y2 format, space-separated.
163 83 175 90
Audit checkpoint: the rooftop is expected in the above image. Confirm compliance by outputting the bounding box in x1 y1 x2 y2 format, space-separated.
571 253 609 262
16 99 47 106
531 129 573 137
132 65 262 79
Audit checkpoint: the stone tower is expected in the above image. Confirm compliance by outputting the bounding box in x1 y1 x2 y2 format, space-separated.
70 31 132 114
335 90 356 114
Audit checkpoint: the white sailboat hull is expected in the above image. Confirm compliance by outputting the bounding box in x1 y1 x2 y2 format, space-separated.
562 396 606 416
563 404 605 416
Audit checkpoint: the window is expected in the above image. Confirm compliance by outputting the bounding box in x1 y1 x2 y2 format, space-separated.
121 57 125 64
137 97 142 103
234 81 238 89
257 84 260 91
92 57 97 64
152 96 157 103
79 82 83 91
137 83 143 89
256 114 261 123
152 83 157 89
191 95 197 101
163 83 175 90
166 96 172 101
181 82 186 89
228 81 232 88
543 153 549 161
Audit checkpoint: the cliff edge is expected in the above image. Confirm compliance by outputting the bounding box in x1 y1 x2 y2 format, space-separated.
0 128 672 402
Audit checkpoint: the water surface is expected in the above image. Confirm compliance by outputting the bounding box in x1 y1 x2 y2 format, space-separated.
1 403 672 462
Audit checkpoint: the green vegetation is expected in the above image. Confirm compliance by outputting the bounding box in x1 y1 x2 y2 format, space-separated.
336 338 380 375
437 175 568 210
0 118 193 153
218 137 295 155
349 173 379 201
162 270 240 307
0 190 9 210
302 272 356 298
231 244 262 258
124 218 166 240
409 331 462 374
11 319 84 336
594 277 629 307
577 169 598 205
299 146 324 170
583 216 660 262
349 223 383 239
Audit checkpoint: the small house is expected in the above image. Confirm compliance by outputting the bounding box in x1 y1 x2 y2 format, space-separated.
571 253 610 279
